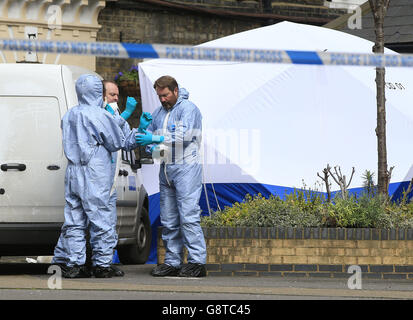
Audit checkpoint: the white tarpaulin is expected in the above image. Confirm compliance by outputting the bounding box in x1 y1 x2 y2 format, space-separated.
138 21 413 262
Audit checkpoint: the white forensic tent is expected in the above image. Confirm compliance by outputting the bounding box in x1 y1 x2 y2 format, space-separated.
138 21 413 263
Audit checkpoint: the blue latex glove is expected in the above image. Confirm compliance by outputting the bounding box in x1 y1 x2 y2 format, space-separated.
138 112 153 133
120 97 137 120
136 129 164 146
105 104 115 115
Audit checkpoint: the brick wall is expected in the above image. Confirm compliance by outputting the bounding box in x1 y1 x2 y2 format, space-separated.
96 2 262 81
157 227 413 279
96 2 261 125
96 0 345 81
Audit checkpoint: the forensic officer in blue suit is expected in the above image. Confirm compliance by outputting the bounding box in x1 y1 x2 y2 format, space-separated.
136 75 207 277
102 80 152 277
52 74 139 278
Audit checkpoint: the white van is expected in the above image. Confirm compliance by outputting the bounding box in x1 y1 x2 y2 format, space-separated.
0 63 151 264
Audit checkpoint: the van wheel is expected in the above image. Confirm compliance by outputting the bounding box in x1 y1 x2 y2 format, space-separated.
117 207 152 264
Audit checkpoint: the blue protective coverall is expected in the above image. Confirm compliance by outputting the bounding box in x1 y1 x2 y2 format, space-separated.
147 88 206 267
52 74 138 268
107 105 137 255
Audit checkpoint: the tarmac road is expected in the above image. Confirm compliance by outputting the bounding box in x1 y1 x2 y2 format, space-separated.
1 256 413 302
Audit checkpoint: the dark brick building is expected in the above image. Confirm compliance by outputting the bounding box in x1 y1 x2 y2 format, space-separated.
97 0 346 80
326 0 413 54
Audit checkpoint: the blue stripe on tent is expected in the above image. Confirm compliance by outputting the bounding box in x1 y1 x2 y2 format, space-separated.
389 181 413 202
112 250 120 264
326 181 413 203
286 50 323 65
122 43 159 59
146 180 413 264
199 183 297 214
147 192 161 264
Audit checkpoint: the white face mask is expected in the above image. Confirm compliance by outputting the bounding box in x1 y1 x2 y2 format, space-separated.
107 102 119 114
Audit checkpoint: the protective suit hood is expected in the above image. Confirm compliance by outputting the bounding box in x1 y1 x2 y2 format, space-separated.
163 87 189 111
178 87 189 100
75 74 103 108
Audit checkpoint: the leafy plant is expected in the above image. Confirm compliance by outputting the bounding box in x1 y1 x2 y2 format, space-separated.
114 65 139 85
201 172 413 229
324 193 389 228
362 170 377 198
201 191 324 228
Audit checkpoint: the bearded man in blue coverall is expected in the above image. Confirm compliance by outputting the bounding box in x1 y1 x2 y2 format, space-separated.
51 74 142 278
136 75 207 277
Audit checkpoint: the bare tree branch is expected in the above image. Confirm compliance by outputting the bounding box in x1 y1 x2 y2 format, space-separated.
388 166 394 180
328 166 341 186
346 167 356 188
384 0 390 11
368 0 378 14
327 165 356 199
317 164 332 202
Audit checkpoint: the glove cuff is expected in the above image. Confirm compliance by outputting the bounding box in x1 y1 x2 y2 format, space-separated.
105 104 115 115
120 111 131 120
153 135 164 143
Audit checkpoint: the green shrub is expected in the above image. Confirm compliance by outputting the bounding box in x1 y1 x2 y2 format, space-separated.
201 187 413 229
201 191 324 228
323 193 390 228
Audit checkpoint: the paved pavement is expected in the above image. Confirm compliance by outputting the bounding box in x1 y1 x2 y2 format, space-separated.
0 257 413 301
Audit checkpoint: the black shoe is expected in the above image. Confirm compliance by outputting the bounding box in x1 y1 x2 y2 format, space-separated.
178 263 207 277
110 264 124 277
63 265 92 279
150 263 180 277
93 266 114 278
50 263 69 275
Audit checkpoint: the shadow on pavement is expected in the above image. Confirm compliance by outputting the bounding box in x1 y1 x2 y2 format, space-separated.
0 263 50 275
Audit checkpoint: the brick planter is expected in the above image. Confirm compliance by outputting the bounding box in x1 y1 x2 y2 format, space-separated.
157 227 413 279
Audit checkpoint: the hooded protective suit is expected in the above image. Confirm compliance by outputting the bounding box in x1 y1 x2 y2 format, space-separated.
107 104 137 258
147 88 206 268
52 74 138 268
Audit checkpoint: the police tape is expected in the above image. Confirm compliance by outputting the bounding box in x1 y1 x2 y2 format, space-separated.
2 38 413 68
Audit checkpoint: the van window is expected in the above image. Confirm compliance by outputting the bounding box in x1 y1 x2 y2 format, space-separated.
0 96 62 161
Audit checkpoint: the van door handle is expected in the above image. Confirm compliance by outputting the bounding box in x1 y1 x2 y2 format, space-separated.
47 165 60 170
1 163 26 171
